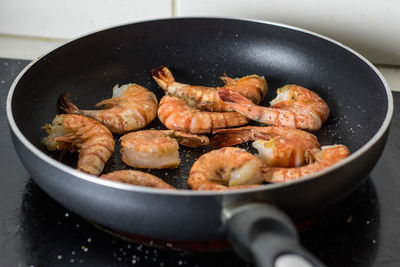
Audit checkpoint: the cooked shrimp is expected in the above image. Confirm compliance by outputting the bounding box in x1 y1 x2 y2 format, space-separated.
211 126 320 167
152 66 267 111
157 95 249 134
42 114 114 176
120 130 209 169
263 145 350 183
59 83 158 134
188 147 265 190
219 84 330 131
100 170 175 189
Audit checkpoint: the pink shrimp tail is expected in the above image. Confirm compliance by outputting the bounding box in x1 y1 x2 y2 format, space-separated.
58 92 80 113
218 88 253 105
151 66 175 90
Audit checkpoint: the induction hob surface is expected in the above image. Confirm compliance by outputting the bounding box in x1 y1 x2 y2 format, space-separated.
1 58 400 267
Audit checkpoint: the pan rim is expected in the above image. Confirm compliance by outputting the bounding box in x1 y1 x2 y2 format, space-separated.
6 17 394 197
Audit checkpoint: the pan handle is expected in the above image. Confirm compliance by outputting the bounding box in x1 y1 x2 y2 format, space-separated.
223 203 325 267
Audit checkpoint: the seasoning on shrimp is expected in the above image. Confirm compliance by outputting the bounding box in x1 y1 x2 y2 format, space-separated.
100 170 175 189
152 66 267 111
263 145 350 183
120 130 209 169
42 114 114 176
188 147 265 190
157 95 249 134
188 145 350 190
219 84 330 131
211 126 320 167
59 83 158 134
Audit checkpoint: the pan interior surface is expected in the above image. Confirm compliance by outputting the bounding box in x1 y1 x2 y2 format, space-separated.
10 18 389 190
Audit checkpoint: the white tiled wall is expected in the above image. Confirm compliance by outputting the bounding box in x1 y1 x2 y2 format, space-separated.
0 0 172 39
176 0 400 66
1 0 400 66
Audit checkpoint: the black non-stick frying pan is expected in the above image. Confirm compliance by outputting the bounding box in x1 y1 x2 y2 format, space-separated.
6 18 393 266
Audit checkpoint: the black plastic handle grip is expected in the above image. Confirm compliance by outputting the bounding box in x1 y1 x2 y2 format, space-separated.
223 203 325 267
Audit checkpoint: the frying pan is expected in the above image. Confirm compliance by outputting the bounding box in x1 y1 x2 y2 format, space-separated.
6 18 392 266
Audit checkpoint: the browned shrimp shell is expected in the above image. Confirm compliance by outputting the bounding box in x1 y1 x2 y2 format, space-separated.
120 129 209 169
188 147 265 190
59 84 158 134
42 114 114 176
263 145 350 183
219 84 330 131
152 66 267 111
157 95 249 134
100 170 175 189
211 126 320 167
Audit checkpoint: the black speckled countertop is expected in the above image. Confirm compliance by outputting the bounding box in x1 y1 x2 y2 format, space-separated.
1 58 400 267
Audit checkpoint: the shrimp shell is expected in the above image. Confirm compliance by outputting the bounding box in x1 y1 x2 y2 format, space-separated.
262 145 350 183
120 130 209 169
100 170 175 189
152 66 267 111
157 95 249 134
42 114 115 176
211 126 320 167
188 147 264 190
219 84 330 131
59 84 158 134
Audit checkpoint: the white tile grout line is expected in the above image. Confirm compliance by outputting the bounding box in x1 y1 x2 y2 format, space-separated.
172 0 177 17
0 34 399 92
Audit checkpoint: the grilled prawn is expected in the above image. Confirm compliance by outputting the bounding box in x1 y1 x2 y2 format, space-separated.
120 129 209 169
188 147 264 190
188 145 350 190
100 170 175 189
42 114 114 176
211 126 320 167
152 66 267 111
59 83 158 134
263 145 350 183
157 95 249 134
219 84 330 131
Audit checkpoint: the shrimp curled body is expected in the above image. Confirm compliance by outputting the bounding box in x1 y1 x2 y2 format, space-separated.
152 66 267 111
100 170 175 189
42 114 115 176
219 84 330 131
211 126 320 167
59 84 158 134
188 147 265 190
158 95 249 134
120 129 209 169
263 145 350 183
